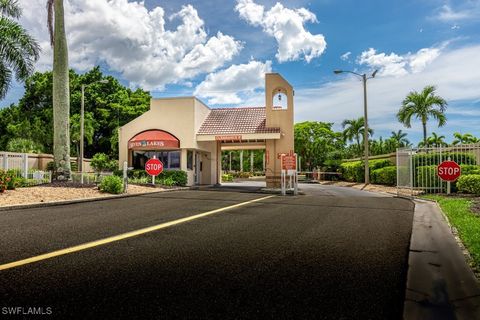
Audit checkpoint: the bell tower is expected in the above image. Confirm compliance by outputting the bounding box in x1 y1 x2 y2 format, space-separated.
265 73 294 188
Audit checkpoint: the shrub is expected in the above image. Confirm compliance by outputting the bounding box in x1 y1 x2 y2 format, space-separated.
159 170 187 186
0 170 11 193
222 173 233 182
339 161 364 182
99 175 124 194
160 176 175 187
6 170 20 190
369 159 393 170
91 153 118 172
457 175 480 195
371 166 397 185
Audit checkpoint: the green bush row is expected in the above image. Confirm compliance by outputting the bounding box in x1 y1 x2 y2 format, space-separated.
119 169 188 186
370 166 397 186
222 174 233 182
457 175 480 195
339 159 393 183
413 152 477 167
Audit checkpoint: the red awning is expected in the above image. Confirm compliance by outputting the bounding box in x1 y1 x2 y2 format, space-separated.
128 130 179 150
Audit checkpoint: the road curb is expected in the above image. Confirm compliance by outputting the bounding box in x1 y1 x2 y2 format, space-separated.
0 187 190 212
403 199 480 319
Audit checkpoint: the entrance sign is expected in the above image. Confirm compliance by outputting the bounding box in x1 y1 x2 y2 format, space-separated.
145 158 163 176
282 155 297 171
437 160 461 182
280 153 298 196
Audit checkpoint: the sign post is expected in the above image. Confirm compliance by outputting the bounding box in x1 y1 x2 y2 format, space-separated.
437 160 461 195
280 153 298 196
145 156 163 186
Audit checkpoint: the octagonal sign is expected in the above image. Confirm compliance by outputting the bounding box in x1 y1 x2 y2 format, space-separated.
437 160 461 182
145 158 163 176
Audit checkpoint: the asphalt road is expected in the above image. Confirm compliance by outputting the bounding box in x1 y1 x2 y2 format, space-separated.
0 186 414 319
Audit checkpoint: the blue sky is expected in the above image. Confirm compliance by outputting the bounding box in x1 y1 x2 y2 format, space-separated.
3 0 480 145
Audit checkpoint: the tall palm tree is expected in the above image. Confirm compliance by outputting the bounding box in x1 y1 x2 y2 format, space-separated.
0 0 40 99
397 85 447 146
47 0 71 179
452 132 479 145
390 130 410 148
342 117 373 156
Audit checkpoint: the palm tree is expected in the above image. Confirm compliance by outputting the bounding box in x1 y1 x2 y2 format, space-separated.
452 132 479 145
0 0 40 99
390 130 410 148
342 117 373 156
397 85 447 146
47 0 71 179
420 132 447 148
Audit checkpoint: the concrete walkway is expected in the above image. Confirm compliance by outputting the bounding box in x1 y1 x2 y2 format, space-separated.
404 199 480 319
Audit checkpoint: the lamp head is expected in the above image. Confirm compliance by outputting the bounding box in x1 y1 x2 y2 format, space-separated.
98 79 109 84
371 70 378 78
333 70 343 74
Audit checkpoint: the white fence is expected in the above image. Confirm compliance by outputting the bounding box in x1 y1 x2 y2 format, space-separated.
0 152 52 186
396 144 480 197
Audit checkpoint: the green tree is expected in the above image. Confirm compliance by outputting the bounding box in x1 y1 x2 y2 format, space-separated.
0 0 40 99
0 67 150 157
294 121 345 170
6 137 43 153
390 130 410 148
48 0 71 179
397 85 447 146
341 117 373 156
452 132 479 145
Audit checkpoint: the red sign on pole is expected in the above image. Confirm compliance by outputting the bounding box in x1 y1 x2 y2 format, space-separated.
282 154 297 171
437 160 461 182
145 158 163 176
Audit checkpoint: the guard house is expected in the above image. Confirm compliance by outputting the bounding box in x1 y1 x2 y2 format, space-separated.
118 73 294 187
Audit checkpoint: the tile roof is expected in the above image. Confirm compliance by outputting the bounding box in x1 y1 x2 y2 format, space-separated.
197 107 281 135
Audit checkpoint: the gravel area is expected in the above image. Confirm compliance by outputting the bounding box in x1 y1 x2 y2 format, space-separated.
0 184 162 208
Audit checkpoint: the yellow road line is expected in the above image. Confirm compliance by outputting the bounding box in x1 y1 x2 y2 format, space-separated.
0 195 274 271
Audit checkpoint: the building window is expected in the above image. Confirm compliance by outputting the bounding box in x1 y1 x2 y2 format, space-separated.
187 151 193 170
132 150 181 170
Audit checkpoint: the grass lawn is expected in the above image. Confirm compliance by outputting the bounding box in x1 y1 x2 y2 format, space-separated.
424 195 480 271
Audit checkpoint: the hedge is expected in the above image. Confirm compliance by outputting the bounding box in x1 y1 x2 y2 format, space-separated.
339 159 393 183
413 152 476 167
123 169 187 186
457 175 480 195
371 166 397 186
99 175 124 194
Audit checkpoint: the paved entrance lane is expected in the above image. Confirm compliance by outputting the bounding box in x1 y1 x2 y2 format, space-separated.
0 191 264 264
0 188 414 319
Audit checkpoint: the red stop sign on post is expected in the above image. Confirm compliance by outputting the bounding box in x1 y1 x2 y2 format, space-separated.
437 160 461 182
145 158 163 176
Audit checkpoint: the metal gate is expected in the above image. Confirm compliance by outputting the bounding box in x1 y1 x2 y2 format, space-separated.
396 143 480 197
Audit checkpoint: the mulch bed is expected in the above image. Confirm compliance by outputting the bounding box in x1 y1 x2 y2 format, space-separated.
38 181 97 189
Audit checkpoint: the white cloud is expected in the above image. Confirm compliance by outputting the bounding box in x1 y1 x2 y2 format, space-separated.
18 0 242 90
194 60 272 104
435 4 478 22
340 52 351 61
296 45 480 141
235 0 326 63
358 46 442 77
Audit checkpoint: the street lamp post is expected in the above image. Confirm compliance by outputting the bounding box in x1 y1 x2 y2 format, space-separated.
334 69 378 185
80 79 108 183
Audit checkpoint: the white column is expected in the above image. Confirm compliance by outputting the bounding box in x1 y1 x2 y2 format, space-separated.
22 153 28 178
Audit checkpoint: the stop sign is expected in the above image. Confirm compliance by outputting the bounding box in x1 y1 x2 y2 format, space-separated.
437 160 461 182
145 158 163 176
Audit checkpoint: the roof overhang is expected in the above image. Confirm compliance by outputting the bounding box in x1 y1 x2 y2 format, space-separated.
129 130 179 150
196 132 281 142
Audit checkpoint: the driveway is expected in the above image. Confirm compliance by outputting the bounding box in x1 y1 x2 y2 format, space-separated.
0 186 414 319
